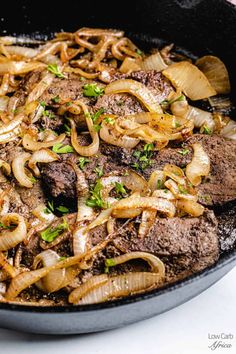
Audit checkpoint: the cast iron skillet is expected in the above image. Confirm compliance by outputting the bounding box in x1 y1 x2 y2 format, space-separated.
0 0 236 334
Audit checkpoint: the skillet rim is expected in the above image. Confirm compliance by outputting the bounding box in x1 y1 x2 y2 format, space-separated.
0 248 235 313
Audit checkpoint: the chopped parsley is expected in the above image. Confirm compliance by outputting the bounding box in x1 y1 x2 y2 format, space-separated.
178 184 188 195
178 148 190 156
47 64 65 79
56 206 69 214
136 49 143 56
91 108 105 123
0 222 14 230
40 101 46 108
78 157 90 170
44 200 54 214
115 182 127 199
40 219 69 243
104 117 115 125
157 179 164 189
175 121 181 128
202 125 212 135
63 123 71 136
86 180 106 209
40 101 55 119
94 124 102 132
30 176 37 183
52 143 74 154
59 256 67 261
93 166 104 177
104 258 116 273
132 143 154 171
52 95 60 103
83 84 104 98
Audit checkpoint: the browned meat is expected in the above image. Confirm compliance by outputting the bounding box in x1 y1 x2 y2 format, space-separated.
217 202 236 252
185 134 236 206
101 134 236 206
15 70 43 106
41 161 77 199
112 210 219 282
95 71 172 115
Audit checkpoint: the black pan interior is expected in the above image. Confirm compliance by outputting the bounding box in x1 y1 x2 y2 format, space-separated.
0 0 236 309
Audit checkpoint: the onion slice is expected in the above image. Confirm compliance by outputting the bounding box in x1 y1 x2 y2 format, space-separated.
70 272 163 305
12 152 33 188
176 199 204 217
163 61 216 100
141 52 168 72
28 149 59 177
196 55 230 94
112 195 176 218
186 106 215 132
0 61 45 75
105 79 162 113
23 133 66 151
0 214 27 251
186 143 210 186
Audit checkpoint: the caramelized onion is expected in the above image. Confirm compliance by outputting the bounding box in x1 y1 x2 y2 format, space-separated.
220 119 236 140
176 199 204 217
163 164 186 185
141 52 168 72
112 195 176 218
28 149 59 177
0 214 27 251
73 225 89 255
0 114 23 135
196 55 230 94
12 152 34 188
0 61 45 75
0 159 11 176
100 121 139 148
119 57 141 73
26 72 54 104
70 272 163 305
163 61 216 100
186 106 215 131
105 79 163 113
23 132 66 151
138 210 157 238
186 143 210 186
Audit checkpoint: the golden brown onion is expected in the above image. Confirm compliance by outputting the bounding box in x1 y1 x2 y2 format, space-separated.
23 133 66 151
0 213 27 251
0 61 45 75
105 79 163 113
12 152 34 188
186 143 210 186
196 55 230 94
163 61 216 100
141 52 168 72
176 199 204 217
28 149 59 177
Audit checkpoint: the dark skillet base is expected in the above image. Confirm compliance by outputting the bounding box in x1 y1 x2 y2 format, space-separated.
0 254 235 335
0 0 236 334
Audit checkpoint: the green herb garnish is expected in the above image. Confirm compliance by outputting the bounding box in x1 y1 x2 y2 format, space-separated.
93 166 104 177
0 222 14 230
44 200 54 214
83 84 104 98
115 182 127 198
52 143 74 154
178 184 188 195
47 64 65 79
57 206 69 214
136 49 143 56
104 117 115 125
157 179 164 189
202 125 212 135
94 124 102 132
52 95 60 103
40 219 69 243
63 123 71 136
178 148 190 156
132 143 154 171
86 180 106 209
91 108 105 123
78 157 90 170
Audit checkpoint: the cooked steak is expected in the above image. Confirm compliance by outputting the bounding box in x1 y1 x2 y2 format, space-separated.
95 70 172 115
41 161 77 199
113 210 219 282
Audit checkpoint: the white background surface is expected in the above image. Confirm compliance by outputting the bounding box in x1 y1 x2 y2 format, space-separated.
0 266 236 354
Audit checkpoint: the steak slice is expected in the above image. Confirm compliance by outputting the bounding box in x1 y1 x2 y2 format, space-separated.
100 134 236 206
41 161 77 200
95 70 172 115
113 210 219 283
